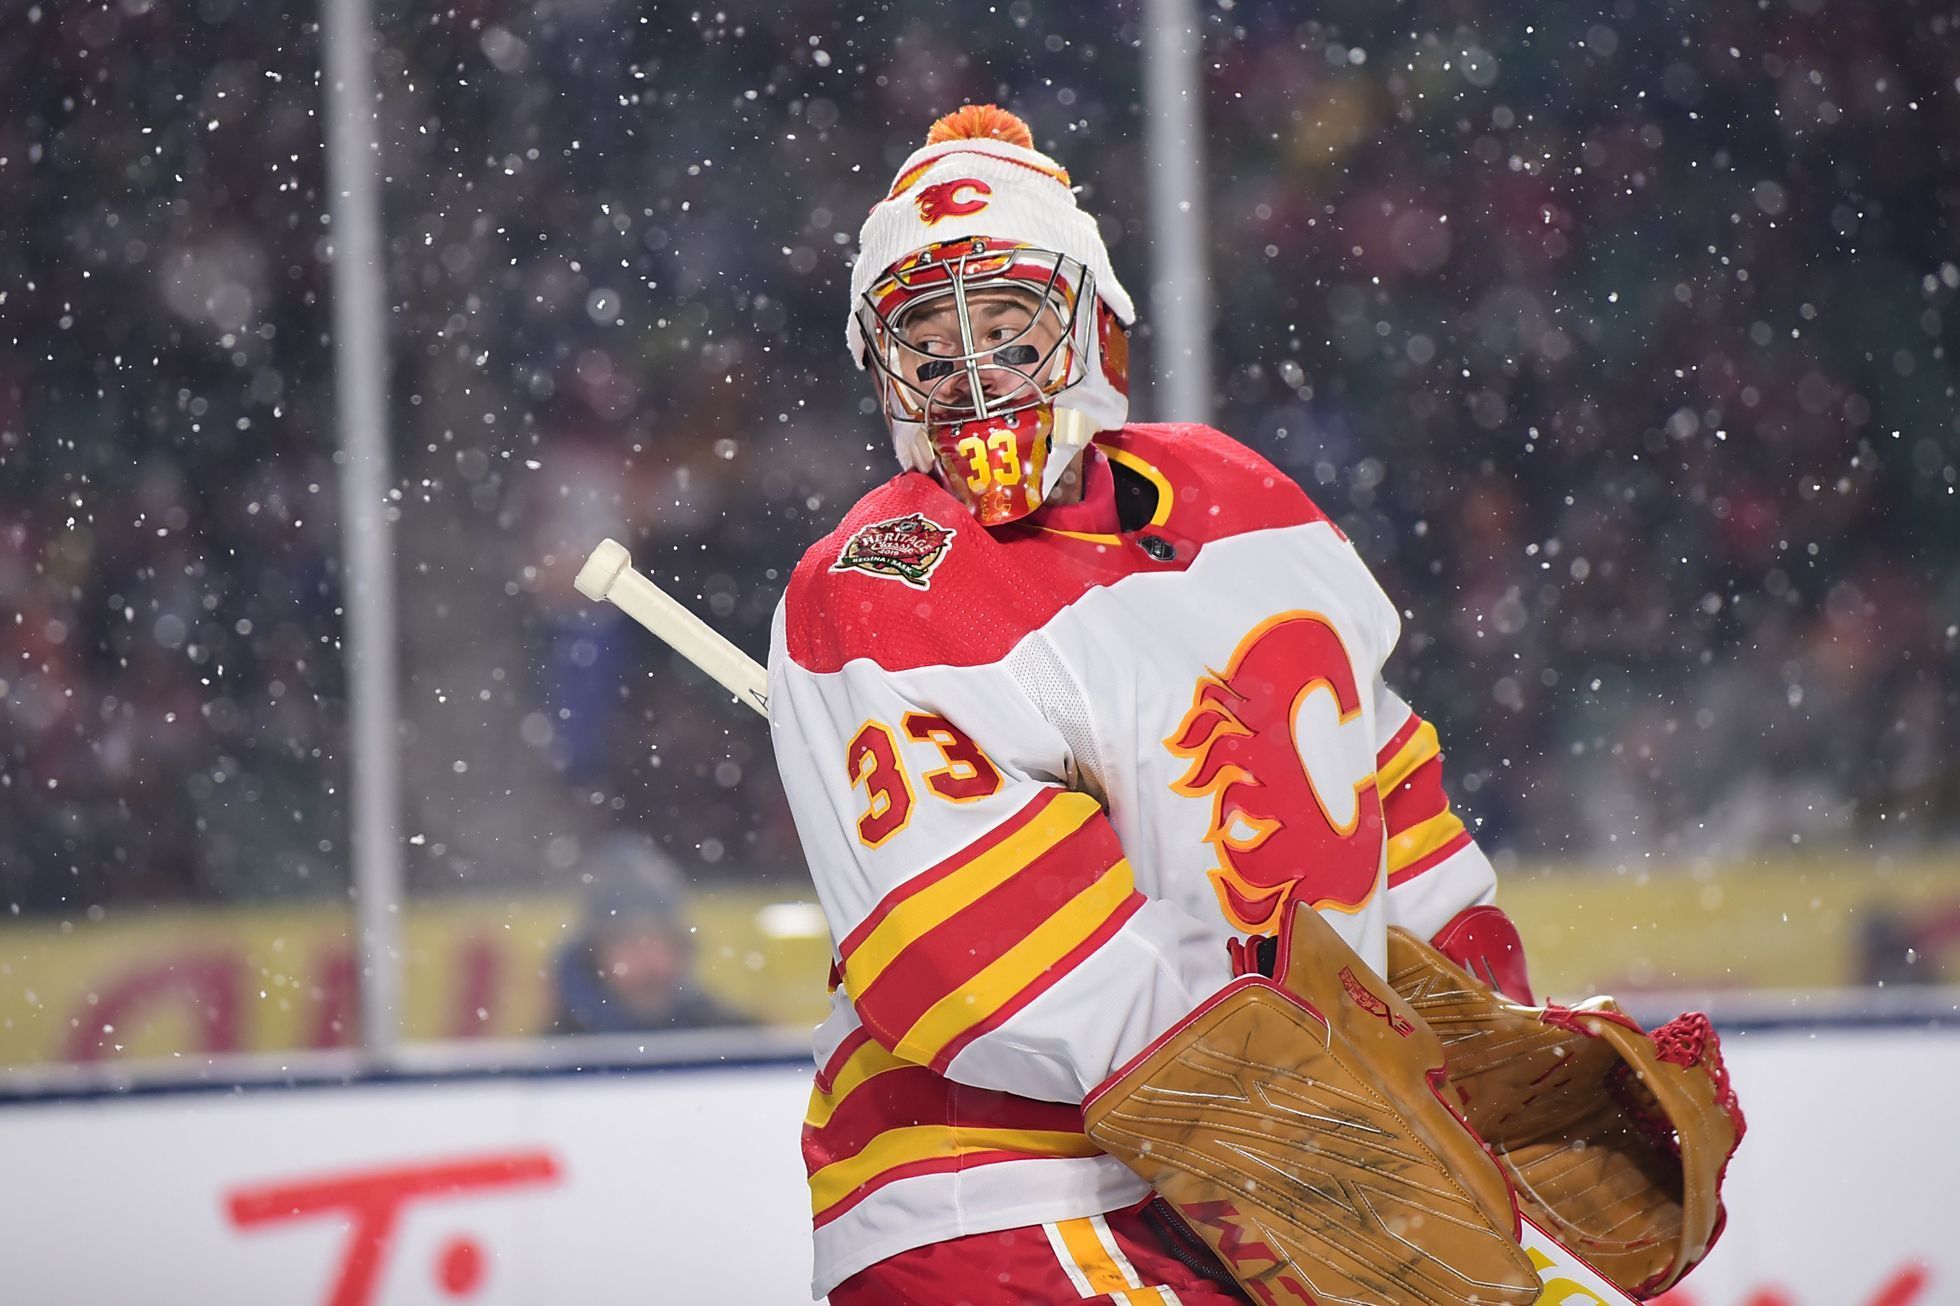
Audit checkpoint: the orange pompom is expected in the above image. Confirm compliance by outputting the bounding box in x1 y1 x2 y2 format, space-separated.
925 104 1035 151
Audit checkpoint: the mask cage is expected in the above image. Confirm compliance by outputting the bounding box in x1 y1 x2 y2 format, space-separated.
858 239 1093 429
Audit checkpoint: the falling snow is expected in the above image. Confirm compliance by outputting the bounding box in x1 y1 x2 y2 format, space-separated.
1 0 1956 1025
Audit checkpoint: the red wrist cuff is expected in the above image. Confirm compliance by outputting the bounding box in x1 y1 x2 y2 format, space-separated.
1431 905 1534 1004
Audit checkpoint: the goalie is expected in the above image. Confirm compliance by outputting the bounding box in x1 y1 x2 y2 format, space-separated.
766 105 1743 1304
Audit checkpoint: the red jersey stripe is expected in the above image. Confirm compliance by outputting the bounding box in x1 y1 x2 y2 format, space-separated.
838 786 1065 960
813 1148 1074 1229
803 1067 1086 1175
1381 754 1451 835
1375 712 1422 766
927 891 1147 1075
815 1027 875 1098
1387 829 1475 888
852 812 1126 1045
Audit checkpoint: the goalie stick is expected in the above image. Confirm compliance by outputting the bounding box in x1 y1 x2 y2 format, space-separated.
571 537 1642 1306
573 538 769 717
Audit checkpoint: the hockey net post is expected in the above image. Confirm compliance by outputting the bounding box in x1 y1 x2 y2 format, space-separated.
574 538 769 718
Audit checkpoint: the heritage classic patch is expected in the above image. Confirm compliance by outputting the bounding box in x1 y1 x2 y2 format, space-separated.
831 513 957 589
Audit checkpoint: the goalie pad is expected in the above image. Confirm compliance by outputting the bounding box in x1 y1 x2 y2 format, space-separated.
1084 904 1541 1306
1385 928 1746 1298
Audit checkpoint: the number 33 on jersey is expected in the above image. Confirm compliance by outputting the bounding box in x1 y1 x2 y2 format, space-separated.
847 713 1003 845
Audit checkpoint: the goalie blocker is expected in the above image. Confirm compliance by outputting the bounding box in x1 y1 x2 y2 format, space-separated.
1084 904 1742 1306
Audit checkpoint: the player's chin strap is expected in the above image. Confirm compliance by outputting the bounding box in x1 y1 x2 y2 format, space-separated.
1387 928 1746 1299
1085 903 1543 1306
1042 405 1099 498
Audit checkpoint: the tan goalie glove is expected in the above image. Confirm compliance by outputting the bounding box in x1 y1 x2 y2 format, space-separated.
1084 904 1542 1306
1385 928 1747 1299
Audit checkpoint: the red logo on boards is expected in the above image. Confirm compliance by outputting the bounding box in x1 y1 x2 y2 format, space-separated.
1653 1261 1930 1306
831 513 957 590
916 178 992 225
226 1150 561 1306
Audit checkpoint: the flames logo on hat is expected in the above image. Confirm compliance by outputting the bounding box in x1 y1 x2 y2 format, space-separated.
831 513 957 589
915 178 992 226
1165 612 1386 933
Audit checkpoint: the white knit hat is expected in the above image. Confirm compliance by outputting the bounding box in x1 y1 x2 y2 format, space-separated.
849 107 1136 476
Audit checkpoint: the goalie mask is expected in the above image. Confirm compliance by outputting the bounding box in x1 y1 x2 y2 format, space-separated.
849 106 1135 527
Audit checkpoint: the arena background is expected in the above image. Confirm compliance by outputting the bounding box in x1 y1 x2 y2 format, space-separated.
1 0 1955 1302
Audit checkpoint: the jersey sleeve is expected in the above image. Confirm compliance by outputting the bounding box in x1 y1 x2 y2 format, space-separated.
1373 685 1499 941
768 602 1231 1106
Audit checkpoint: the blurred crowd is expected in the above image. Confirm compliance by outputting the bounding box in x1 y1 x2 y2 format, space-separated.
3 0 1956 920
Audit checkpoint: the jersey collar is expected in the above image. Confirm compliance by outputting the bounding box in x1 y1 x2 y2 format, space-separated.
1024 445 1120 537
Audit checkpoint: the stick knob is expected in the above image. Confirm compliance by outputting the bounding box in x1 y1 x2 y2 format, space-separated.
574 538 632 603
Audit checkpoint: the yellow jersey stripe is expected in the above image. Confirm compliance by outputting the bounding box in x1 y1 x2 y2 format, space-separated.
1037 527 1125 545
804 1038 913 1129
1053 1216 1134 1293
808 1125 1102 1214
844 792 1102 994
1377 718 1442 793
1042 1222 1099 1297
1386 807 1468 872
895 859 1136 1065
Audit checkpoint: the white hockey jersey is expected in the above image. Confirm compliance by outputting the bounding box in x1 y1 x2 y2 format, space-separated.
767 423 1498 1296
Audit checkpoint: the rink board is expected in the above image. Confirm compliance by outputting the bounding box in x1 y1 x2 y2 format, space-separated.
9 858 1960 1072
0 1026 1942 1305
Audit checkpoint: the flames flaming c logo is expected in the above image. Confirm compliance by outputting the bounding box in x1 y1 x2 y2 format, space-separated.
915 178 992 225
1165 612 1385 933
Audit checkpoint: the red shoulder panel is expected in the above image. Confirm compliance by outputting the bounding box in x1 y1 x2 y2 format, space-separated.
1103 423 1329 540
785 472 1053 674
783 426 1334 674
